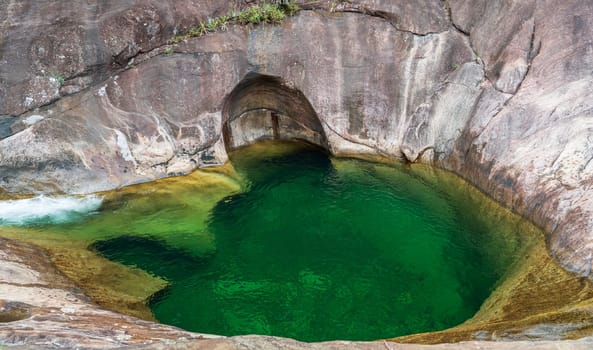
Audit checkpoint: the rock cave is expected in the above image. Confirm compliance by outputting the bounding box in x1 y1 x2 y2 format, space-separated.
222 73 328 150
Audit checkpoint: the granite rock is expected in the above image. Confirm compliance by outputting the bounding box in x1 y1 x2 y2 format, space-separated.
1 0 593 347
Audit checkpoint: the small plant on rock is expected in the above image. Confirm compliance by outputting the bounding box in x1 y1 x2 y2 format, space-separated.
219 15 230 31
188 26 200 37
280 2 300 16
48 71 65 85
170 35 185 44
193 22 204 36
168 1 301 43
241 6 263 25
267 4 286 23
206 18 219 32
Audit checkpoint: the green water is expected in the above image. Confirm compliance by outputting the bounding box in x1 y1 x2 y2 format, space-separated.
90 141 522 341
3 141 528 341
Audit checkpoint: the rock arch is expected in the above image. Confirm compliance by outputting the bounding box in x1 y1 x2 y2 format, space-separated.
221 73 328 151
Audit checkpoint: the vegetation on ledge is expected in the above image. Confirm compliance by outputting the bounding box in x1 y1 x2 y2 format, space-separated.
169 1 301 44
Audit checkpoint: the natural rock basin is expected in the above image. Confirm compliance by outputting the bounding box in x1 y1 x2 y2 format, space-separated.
0 140 537 342
1 0 593 347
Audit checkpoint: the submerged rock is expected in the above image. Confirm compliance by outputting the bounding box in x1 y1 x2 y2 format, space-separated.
2 235 593 349
0 237 216 348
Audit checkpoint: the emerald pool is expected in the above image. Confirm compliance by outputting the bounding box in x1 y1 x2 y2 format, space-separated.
0 140 528 342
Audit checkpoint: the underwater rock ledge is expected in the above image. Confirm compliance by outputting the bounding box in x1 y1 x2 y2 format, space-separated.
1 236 593 349
1 0 593 348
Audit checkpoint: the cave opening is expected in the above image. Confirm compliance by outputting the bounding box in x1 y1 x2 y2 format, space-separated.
221 73 329 152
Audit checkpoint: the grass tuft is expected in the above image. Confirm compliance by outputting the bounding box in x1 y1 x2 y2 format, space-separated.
168 1 300 44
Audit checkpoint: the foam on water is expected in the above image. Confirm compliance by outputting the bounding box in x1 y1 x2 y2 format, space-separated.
0 195 103 226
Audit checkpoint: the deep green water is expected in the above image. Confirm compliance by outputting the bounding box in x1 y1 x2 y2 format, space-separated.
0 141 528 341
89 141 523 341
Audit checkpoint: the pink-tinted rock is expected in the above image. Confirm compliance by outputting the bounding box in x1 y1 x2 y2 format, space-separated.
1 0 593 279
1 0 593 347
0 0 238 115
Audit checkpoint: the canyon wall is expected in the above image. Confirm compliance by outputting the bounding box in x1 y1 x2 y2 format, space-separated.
1 0 593 346
3 0 591 278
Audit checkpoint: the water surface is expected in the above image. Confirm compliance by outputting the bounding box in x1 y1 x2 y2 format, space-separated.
0 141 529 341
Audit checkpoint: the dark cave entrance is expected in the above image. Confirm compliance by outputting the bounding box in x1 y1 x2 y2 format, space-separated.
221 73 329 152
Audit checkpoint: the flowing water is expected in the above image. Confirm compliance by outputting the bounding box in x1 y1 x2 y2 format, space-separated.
0 141 531 341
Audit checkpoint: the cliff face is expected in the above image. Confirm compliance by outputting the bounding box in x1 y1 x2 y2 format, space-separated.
0 0 236 115
446 0 593 278
1 0 476 192
2 0 592 278
1 0 593 346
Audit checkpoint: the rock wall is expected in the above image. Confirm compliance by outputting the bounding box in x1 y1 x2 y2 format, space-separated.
0 1 477 192
0 0 238 115
1 0 593 344
2 0 592 279
446 0 593 277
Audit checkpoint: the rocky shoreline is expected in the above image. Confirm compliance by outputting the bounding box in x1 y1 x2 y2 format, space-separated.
1 0 593 348
2 235 593 349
